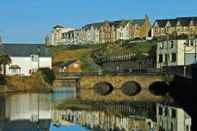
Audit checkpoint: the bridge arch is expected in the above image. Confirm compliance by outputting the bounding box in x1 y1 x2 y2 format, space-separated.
121 81 141 96
94 82 114 96
149 81 169 96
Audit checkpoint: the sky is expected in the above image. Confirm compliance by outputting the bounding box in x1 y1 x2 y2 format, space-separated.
50 124 89 131
0 0 197 43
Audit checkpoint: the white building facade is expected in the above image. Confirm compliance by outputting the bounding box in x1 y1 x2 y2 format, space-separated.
156 39 197 68
0 44 52 76
156 104 191 131
5 93 52 121
49 25 74 46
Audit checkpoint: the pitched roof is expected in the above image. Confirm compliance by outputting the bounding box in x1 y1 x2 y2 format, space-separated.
82 22 104 30
132 19 145 26
154 16 197 27
154 19 168 27
60 59 78 67
0 43 51 57
82 18 145 30
53 25 64 29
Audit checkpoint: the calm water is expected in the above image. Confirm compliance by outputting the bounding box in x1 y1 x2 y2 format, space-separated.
0 88 91 131
0 88 191 131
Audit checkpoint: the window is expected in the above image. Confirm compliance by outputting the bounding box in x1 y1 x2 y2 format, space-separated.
190 40 194 46
31 55 39 62
171 41 174 48
171 123 174 131
160 43 164 49
165 54 168 63
159 107 163 115
165 108 168 116
171 53 176 62
171 109 176 118
159 54 163 63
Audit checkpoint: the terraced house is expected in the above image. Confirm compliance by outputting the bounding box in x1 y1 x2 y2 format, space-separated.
47 15 151 46
152 17 197 38
80 15 151 44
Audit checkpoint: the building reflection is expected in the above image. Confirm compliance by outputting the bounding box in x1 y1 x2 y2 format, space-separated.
0 93 52 131
52 109 152 131
52 103 192 131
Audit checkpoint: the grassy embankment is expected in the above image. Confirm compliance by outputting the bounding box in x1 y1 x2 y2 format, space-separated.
50 45 102 72
50 40 157 73
0 69 54 94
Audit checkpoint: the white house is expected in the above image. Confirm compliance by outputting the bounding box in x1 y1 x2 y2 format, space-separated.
156 104 191 131
49 25 74 46
0 43 52 76
156 39 197 68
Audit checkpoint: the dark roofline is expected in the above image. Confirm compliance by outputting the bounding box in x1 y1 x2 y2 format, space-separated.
0 43 51 57
154 16 197 26
53 25 64 29
81 18 146 29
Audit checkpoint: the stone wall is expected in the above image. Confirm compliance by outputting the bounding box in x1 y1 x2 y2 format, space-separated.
79 75 164 101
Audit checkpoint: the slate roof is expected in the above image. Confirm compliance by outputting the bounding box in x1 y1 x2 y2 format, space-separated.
0 44 51 57
60 59 78 67
154 17 197 27
53 25 64 29
132 19 145 26
82 18 145 30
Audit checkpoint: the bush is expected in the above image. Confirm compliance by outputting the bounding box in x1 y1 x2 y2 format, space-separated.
0 75 6 85
38 68 55 85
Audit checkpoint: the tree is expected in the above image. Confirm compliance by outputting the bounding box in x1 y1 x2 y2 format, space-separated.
0 54 11 76
37 68 55 85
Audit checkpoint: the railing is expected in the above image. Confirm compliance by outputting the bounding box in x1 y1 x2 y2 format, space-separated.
56 69 162 78
162 65 192 78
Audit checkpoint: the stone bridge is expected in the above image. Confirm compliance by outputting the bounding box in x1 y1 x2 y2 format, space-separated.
78 74 165 102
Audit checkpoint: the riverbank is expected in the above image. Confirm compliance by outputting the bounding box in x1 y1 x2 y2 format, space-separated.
0 86 53 96
0 69 55 95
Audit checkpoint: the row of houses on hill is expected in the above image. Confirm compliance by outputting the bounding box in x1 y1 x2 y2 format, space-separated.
152 17 197 37
46 15 151 46
46 16 197 46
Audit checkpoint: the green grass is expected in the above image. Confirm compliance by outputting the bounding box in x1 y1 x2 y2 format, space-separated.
49 40 157 72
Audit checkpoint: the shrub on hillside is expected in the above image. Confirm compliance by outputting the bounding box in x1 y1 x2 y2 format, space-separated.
0 74 7 85
38 68 55 85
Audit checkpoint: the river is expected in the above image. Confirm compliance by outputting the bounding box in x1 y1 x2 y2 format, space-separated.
0 87 191 131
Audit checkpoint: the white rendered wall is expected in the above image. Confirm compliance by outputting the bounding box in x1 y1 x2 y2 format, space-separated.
6 57 52 76
5 93 52 121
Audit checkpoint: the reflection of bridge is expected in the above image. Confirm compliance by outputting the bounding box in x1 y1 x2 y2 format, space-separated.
54 72 166 101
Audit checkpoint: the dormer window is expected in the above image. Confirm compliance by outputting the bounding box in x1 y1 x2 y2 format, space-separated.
190 20 194 26
166 21 171 27
177 21 181 26
154 22 159 27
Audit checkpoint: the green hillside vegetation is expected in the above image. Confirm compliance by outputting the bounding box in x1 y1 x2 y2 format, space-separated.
50 40 157 72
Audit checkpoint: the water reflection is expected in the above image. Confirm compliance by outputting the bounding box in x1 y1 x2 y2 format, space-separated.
52 109 151 131
0 93 52 131
0 91 87 131
0 91 192 131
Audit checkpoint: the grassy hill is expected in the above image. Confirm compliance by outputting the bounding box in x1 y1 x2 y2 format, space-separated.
50 46 102 72
49 40 157 73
